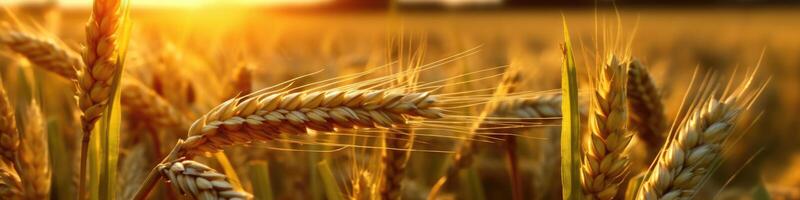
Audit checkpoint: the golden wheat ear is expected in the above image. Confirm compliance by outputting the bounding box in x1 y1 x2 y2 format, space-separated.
581 55 635 200
180 90 443 156
626 59 667 156
160 159 252 200
17 101 51 199
636 68 767 200
0 80 22 199
0 30 82 80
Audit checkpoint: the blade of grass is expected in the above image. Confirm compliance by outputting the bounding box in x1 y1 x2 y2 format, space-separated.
751 178 770 200
317 160 344 200
560 17 582 200
249 161 274 200
624 173 646 200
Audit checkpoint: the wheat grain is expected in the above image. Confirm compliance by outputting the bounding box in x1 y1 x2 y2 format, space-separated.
581 55 634 200
381 127 413 200
0 30 81 80
160 159 251 200
636 98 748 200
180 90 443 156
627 59 667 155
17 101 51 199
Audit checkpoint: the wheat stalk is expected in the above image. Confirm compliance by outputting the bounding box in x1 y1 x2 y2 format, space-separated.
160 159 251 200
0 30 81 80
627 59 666 156
17 101 51 199
581 55 634 200
180 90 443 156
636 85 760 200
381 127 413 200
76 0 124 197
0 80 21 199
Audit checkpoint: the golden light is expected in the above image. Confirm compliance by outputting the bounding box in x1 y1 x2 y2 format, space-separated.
3 0 330 8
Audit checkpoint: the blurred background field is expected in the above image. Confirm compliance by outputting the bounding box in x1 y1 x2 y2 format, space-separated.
2 0 800 199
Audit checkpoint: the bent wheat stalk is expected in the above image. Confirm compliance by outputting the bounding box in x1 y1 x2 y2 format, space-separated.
134 90 444 199
381 127 413 200
76 0 125 197
627 59 666 157
581 56 634 200
18 102 51 199
0 30 81 80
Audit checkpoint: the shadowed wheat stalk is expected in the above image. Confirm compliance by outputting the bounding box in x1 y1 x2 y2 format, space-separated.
76 0 125 197
161 159 251 200
381 127 413 200
581 55 634 200
18 101 51 199
635 73 764 200
627 59 667 158
0 30 81 80
0 81 21 199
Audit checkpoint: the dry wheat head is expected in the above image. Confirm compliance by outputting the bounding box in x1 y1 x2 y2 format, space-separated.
180 90 443 156
0 31 81 80
160 159 251 200
0 82 17 164
627 59 667 152
18 102 51 199
581 55 634 200
77 0 123 133
0 160 22 199
636 98 745 200
121 80 187 131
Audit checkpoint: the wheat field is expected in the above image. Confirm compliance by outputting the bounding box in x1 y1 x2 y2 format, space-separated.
1 1 799 200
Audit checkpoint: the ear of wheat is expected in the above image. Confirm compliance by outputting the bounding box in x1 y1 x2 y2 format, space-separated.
0 82 18 163
581 56 634 200
160 159 251 200
0 30 81 80
77 0 124 197
121 80 187 132
636 97 753 199
222 64 253 100
0 81 21 199
0 160 22 199
17 101 51 199
180 90 443 156
627 59 667 156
